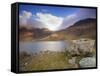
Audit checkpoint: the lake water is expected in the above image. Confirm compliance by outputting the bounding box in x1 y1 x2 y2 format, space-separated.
19 41 70 53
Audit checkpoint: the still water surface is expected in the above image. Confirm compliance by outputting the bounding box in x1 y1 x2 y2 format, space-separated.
20 41 70 53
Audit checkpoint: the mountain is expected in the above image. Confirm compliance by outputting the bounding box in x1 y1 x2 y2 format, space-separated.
61 18 96 39
19 26 52 41
19 18 96 41
42 18 96 40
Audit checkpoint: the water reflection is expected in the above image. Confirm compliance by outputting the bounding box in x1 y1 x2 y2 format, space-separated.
20 41 69 53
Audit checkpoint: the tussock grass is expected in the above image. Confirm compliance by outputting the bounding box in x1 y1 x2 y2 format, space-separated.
19 48 96 71
19 51 75 71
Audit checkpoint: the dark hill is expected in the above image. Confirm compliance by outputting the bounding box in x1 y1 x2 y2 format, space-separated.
19 18 96 41
58 18 96 39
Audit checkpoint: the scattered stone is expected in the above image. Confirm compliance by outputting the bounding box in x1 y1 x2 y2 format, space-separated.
68 57 79 68
68 57 76 65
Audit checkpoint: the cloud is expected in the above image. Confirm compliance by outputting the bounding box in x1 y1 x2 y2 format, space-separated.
19 9 96 31
19 11 64 31
60 9 96 30
19 11 32 25
60 13 77 29
67 14 76 19
35 13 63 31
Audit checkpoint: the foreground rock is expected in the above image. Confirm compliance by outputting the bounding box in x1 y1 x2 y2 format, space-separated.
68 57 79 68
66 38 95 56
72 38 95 53
79 57 96 68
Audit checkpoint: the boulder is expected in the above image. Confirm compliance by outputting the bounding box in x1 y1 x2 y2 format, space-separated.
68 57 76 65
66 39 95 56
72 39 95 54
68 57 79 68
79 57 96 68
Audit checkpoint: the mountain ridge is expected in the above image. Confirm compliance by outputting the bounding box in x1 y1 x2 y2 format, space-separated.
19 18 96 41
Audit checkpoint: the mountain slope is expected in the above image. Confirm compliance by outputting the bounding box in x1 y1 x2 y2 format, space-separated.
19 18 96 41
42 18 96 40
62 18 96 39
19 26 52 41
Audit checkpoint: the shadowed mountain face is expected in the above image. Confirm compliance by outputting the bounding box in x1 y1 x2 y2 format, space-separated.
19 26 52 41
19 18 96 41
57 18 96 39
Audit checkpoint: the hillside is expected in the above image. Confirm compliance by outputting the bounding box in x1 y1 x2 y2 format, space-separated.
19 18 96 41
61 18 96 39
42 18 96 40
19 26 52 41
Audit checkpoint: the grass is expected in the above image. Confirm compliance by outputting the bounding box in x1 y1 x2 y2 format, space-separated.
19 47 96 71
19 51 77 71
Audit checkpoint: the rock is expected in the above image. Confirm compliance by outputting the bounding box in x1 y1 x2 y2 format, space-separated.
68 57 76 65
72 38 95 54
65 39 95 57
79 57 96 68
66 42 80 56
68 57 79 68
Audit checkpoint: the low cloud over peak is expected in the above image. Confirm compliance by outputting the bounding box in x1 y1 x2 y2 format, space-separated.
35 13 63 31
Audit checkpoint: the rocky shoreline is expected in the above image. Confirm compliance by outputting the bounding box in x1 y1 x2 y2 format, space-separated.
19 38 96 71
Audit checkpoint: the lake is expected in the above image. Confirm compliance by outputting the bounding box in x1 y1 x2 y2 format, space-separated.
19 41 71 53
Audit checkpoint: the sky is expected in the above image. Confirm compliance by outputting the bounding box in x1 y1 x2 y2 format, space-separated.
19 4 96 31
